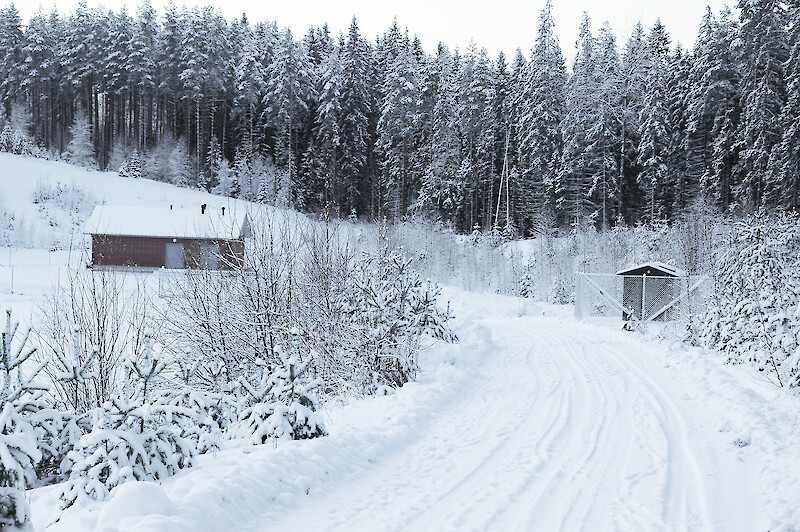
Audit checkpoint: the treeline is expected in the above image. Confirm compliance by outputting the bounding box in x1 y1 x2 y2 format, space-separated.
0 0 797 234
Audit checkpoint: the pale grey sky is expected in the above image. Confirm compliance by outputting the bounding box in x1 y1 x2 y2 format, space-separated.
18 0 738 61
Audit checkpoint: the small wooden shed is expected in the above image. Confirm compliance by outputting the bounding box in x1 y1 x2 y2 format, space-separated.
84 204 251 270
616 262 685 321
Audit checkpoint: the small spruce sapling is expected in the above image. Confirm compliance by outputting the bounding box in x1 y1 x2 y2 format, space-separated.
0 309 47 530
519 273 535 298
239 330 326 443
341 249 458 390
550 277 573 305
53 327 97 414
161 354 232 454
62 332 195 507
125 332 167 406
701 215 800 386
32 329 96 484
119 151 144 179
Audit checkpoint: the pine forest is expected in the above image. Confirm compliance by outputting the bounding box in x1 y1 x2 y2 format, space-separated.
0 0 797 235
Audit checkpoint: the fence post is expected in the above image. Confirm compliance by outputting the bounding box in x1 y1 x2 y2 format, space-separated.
641 274 648 329
575 273 583 320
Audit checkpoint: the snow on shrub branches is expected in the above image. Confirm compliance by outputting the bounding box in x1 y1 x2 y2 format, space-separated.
0 309 47 530
700 213 800 387
340 247 458 391
238 331 326 444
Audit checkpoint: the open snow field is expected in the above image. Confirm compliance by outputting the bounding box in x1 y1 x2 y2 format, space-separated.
2 154 800 530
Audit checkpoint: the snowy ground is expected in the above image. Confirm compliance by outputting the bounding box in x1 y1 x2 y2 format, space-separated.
30 289 800 531
3 154 799 530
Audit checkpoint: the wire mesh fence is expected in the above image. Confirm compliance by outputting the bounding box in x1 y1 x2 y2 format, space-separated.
157 268 248 300
157 268 188 299
575 273 711 333
0 264 66 297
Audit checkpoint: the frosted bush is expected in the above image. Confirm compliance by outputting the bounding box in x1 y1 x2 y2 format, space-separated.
238 340 326 444
0 309 47 529
700 213 800 387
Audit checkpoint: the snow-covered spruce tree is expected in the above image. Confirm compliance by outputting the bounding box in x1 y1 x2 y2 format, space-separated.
118 151 144 179
561 13 597 228
202 137 223 193
340 244 458 391
4 103 36 157
238 333 326 444
30 330 96 485
167 140 193 187
62 333 195 507
0 125 12 153
517 0 567 227
415 47 463 226
700 213 800 386
159 356 236 454
519 273 535 299
549 277 573 305
50 327 97 414
65 109 95 168
211 158 235 197
0 309 47 530
770 3 800 210
735 0 788 210
29 408 87 487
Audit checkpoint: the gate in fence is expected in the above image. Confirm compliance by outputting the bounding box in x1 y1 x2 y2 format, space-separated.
575 272 709 327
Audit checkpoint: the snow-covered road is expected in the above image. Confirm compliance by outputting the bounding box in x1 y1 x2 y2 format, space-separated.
246 298 759 531
44 289 800 532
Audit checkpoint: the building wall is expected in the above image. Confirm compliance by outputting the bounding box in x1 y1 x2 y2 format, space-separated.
91 235 245 269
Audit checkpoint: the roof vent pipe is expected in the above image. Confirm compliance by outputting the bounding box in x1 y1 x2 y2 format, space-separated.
201 204 207 215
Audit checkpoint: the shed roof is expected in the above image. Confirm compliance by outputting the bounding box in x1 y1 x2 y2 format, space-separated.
615 261 685 277
84 205 251 240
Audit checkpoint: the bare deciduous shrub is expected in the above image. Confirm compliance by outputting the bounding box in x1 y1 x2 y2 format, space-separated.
161 213 456 397
161 213 304 385
36 263 153 412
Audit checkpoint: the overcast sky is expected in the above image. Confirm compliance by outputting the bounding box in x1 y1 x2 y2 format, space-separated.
17 0 738 62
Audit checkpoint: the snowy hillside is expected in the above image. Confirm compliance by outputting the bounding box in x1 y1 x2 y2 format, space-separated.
0 152 351 317
0 152 295 250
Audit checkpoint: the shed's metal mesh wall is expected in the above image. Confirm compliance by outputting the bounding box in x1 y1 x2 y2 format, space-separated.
575 273 710 330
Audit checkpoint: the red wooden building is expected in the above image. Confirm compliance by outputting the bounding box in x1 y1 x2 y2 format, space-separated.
85 204 252 270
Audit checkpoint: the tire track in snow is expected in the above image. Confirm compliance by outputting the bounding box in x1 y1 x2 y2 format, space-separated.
483 324 633 531
601 342 713 531
249 315 717 531
510 322 712 531
401 331 564 531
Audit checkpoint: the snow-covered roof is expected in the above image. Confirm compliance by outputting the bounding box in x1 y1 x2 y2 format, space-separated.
84 205 251 240
615 262 686 277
